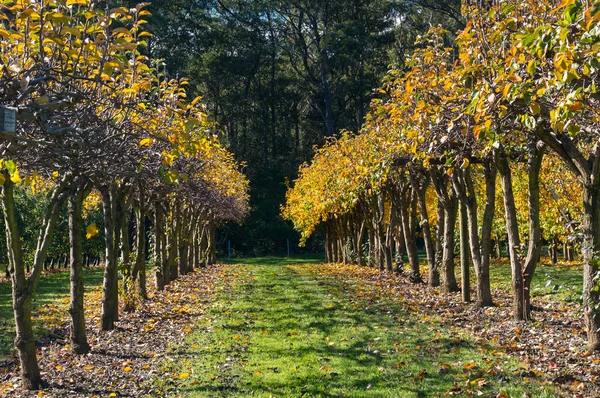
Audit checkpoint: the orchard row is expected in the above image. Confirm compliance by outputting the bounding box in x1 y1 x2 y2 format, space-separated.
284 0 600 350
0 0 248 391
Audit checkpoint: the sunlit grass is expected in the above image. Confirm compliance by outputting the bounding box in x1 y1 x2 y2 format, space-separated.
162 261 558 397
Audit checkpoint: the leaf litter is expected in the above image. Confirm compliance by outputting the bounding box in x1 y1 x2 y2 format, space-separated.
0 264 227 397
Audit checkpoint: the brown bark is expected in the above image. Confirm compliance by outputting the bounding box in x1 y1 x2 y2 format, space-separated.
432 168 458 293
177 206 188 276
133 190 147 300
2 170 71 390
521 141 544 320
100 184 119 330
459 200 470 302
454 161 495 307
121 195 134 313
496 141 543 321
153 202 166 291
167 200 179 282
410 171 437 286
68 183 91 354
325 222 331 262
398 184 421 283
582 183 600 350
433 199 444 286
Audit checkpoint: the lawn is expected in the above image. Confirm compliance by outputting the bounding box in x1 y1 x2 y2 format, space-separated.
159 258 558 397
489 259 582 305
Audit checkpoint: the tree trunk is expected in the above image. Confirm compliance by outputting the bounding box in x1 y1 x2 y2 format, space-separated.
167 201 179 282
459 201 470 302
442 196 458 292
355 216 366 266
68 184 90 354
433 199 444 286
457 161 495 307
550 236 558 265
567 244 575 261
582 183 600 350
2 170 70 390
121 199 134 313
399 186 421 283
206 219 217 265
133 195 147 300
412 173 437 286
384 203 394 272
432 168 458 292
497 150 524 321
3 173 40 390
521 141 544 320
177 207 187 276
322 70 335 137
100 184 118 331
325 222 331 262
154 202 166 291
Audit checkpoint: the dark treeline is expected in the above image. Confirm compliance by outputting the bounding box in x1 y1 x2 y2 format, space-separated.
144 0 463 255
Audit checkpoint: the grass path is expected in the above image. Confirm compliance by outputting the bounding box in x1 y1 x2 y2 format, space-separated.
161 259 557 397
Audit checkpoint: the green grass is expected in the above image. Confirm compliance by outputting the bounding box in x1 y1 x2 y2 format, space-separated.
489 260 582 304
0 267 105 359
161 259 557 397
217 255 325 266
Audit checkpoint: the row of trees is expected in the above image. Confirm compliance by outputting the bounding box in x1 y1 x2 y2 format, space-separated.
284 0 600 350
0 0 248 390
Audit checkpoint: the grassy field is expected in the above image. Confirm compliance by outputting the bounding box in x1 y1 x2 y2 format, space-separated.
160 258 557 397
488 260 582 304
0 267 105 359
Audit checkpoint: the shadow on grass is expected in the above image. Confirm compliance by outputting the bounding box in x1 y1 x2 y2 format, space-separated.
168 262 503 398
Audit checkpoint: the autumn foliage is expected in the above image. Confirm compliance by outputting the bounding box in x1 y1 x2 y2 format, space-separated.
0 0 248 390
284 0 600 351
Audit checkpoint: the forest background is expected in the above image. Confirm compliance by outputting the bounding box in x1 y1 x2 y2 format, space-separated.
144 0 463 256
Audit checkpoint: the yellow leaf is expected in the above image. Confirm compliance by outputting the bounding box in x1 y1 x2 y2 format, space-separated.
508 73 522 83
179 372 190 379
109 393 117 397
461 158 470 169
530 102 541 115
86 224 99 239
502 83 512 98
55 365 63 371
66 0 88 5
123 366 133 372
569 101 583 111
10 170 20 184
139 138 153 147
161 152 175 166
60 27 81 37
